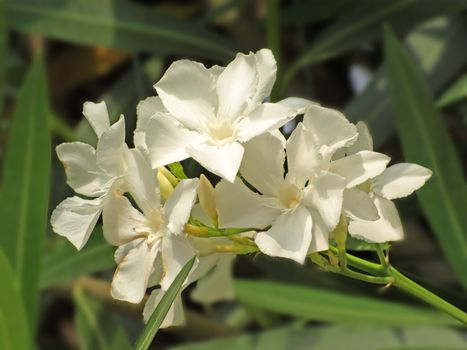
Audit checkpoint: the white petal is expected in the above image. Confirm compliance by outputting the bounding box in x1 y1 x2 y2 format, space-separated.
160 235 196 290
103 191 148 246
373 163 432 200
133 131 148 154
329 150 390 188
124 148 161 216
217 52 258 121
235 102 295 142
155 60 216 130
347 121 373 154
303 104 358 158
165 178 199 234
216 178 280 229
303 172 346 231
191 254 235 304
148 254 164 288
308 209 330 253
82 101 110 138
56 142 106 196
187 141 244 183
111 239 158 303
51 196 104 250
184 254 219 286
285 123 322 188
342 188 379 221
96 115 127 175
136 96 166 132
255 206 312 264
145 114 204 168
277 97 317 114
143 289 185 327
114 238 143 264
348 195 404 243
241 131 285 196
246 48 277 111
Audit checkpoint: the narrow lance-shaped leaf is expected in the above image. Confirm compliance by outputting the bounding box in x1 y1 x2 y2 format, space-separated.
384 26 467 289
0 57 51 329
282 0 467 90
436 74 467 108
0 0 5 114
235 280 456 326
345 16 467 148
4 0 235 61
0 249 31 350
134 256 196 350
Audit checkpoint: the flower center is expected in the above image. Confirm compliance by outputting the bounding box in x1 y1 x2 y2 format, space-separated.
278 184 301 208
146 233 158 245
209 119 234 141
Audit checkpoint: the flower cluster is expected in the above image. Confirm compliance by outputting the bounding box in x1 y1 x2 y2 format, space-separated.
51 49 432 327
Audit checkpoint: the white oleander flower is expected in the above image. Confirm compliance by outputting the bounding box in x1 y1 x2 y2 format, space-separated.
105 149 233 328
216 105 390 263
343 122 432 242
104 148 199 304
51 102 129 250
142 48 296 182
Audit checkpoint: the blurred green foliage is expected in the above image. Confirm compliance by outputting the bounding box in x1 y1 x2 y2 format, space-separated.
0 0 465 349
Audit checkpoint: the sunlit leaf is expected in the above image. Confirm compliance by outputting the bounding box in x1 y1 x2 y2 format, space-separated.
134 256 196 350
384 26 467 289
41 227 114 289
0 56 51 329
283 0 467 90
170 325 466 350
235 280 456 326
0 249 31 350
436 74 467 108
4 0 235 61
346 16 467 148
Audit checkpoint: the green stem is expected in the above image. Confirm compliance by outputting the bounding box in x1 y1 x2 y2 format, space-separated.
390 267 467 325
322 247 467 325
335 268 393 285
375 244 389 270
328 246 386 276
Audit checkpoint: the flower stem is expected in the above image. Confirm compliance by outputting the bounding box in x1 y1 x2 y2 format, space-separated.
319 247 467 325
389 267 467 325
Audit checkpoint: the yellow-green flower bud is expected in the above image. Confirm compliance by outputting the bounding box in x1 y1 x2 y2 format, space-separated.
198 174 218 226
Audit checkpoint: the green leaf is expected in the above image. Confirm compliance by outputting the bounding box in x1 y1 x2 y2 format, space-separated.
282 0 356 25
283 0 467 90
74 288 132 350
235 280 456 326
4 0 235 61
0 56 51 330
0 0 5 114
41 227 114 289
436 74 467 107
170 325 467 350
0 249 31 350
346 16 467 148
134 256 196 350
384 27 467 289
